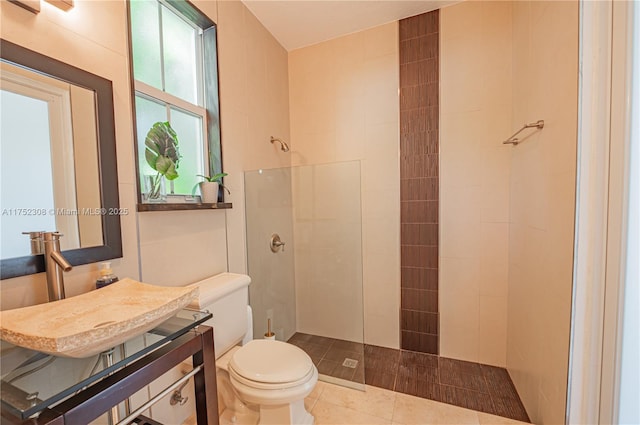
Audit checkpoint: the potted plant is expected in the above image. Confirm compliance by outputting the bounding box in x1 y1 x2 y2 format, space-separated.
144 122 181 202
193 172 229 203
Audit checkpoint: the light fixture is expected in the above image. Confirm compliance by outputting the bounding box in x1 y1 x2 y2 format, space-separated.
44 0 73 11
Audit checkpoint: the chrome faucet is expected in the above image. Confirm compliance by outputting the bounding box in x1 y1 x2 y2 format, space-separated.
24 231 72 301
43 232 72 301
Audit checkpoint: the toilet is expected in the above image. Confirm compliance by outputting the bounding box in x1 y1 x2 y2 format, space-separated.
188 273 317 425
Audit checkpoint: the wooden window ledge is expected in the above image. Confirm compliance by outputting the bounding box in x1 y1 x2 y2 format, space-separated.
137 203 232 212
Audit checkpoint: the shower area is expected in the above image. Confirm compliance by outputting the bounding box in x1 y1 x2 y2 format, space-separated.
244 1 578 423
244 161 365 387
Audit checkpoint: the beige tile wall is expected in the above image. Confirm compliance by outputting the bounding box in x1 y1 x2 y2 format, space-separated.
288 22 401 349
440 3 578 422
214 0 292 276
292 161 364 342
508 1 578 424
439 1 513 366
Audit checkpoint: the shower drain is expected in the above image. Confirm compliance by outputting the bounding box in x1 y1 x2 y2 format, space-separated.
342 358 359 368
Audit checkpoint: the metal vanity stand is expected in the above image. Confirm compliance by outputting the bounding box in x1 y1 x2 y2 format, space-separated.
0 310 219 425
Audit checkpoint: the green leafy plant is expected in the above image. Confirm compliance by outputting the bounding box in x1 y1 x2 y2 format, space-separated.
192 172 230 196
145 122 181 199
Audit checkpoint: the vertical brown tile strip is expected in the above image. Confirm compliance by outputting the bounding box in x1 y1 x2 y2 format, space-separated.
399 10 440 354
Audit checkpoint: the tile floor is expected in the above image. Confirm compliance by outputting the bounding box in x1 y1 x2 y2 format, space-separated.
288 333 365 384
183 381 531 425
305 381 532 425
289 333 529 423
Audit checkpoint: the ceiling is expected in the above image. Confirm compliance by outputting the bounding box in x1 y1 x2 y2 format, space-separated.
241 1 459 51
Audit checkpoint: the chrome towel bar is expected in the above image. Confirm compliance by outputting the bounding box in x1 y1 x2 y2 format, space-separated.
116 364 202 425
503 120 544 145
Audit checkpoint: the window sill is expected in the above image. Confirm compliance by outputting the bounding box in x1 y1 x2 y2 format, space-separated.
137 202 232 212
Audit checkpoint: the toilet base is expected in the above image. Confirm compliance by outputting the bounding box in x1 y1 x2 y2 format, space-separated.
220 407 259 425
220 399 314 425
217 366 315 425
216 344 317 425
259 399 314 425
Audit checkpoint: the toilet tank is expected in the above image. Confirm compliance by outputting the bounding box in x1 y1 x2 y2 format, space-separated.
187 273 251 359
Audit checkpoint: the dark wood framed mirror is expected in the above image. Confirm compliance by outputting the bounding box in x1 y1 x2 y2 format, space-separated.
0 39 122 280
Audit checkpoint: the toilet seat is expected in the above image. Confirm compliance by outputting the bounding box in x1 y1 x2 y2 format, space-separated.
228 365 318 406
229 340 313 386
227 340 318 406
229 364 316 390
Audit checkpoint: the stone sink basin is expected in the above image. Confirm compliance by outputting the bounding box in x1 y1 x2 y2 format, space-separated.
0 278 198 358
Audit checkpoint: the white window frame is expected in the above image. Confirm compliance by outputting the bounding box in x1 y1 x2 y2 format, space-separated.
134 82 210 187
1 69 80 249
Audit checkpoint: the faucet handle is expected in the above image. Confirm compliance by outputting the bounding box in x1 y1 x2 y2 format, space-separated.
22 231 45 255
270 234 286 253
43 231 64 241
22 231 44 236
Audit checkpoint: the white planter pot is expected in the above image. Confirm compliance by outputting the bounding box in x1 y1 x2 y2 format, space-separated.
199 181 219 203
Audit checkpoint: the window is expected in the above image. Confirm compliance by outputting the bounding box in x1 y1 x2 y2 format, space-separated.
129 0 222 203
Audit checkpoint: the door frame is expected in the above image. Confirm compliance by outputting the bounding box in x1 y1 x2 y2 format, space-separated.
567 1 636 424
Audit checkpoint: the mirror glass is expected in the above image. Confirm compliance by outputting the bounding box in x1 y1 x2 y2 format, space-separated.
1 61 103 259
0 39 122 279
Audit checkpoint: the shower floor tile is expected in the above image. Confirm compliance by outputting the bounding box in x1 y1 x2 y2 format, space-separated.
289 333 530 422
375 345 530 422
288 332 366 385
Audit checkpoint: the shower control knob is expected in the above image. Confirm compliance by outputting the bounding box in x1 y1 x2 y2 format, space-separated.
270 234 285 253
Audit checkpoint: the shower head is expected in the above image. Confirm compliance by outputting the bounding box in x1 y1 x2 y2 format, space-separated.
270 136 290 152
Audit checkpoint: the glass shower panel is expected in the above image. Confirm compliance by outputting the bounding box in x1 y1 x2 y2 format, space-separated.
244 161 365 388
245 168 297 343
292 161 364 345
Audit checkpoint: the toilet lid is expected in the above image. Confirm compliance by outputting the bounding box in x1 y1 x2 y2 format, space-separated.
229 340 313 384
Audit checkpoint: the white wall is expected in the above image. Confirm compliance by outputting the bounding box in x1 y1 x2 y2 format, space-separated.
439 1 513 366
288 22 401 349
